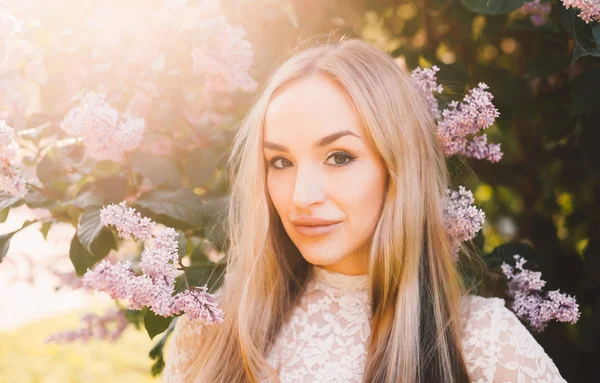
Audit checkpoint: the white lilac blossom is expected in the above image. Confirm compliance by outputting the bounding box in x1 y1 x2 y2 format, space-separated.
60 92 145 162
83 202 224 323
191 16 258 93
501 254 581 332
562 0 600 23
443 186 486 260
519 0 552 27
437 83 502 163
45 309 128 344
410 65 443 120
0 120 27 198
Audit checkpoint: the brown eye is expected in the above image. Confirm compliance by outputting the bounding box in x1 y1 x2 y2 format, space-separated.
269 157 293 169
325 151 356 167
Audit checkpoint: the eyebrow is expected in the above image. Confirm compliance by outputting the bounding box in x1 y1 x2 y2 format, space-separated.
263 130 362 152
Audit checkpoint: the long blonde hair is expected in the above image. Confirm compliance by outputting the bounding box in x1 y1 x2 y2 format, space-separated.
187 37 481 382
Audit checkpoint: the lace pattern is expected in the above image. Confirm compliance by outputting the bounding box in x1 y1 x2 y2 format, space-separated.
162 266 567 382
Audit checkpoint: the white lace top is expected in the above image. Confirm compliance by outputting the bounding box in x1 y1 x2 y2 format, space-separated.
162 265 567 382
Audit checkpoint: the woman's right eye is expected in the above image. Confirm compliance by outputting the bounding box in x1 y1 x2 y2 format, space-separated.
268 157 293 170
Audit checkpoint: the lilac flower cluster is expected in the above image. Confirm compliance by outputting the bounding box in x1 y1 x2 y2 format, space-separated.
82 201 224 323
519 0 552 27
191 16 258 94
410 67 502 163
60 92 145 162
410 65 443 120
443 186 486 260
562 0 600 23
45 309 128 344
438 83 502 162
0 120 27 198
501 254 581 332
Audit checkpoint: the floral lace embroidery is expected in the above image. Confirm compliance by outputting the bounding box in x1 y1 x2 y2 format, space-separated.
163 266 567 382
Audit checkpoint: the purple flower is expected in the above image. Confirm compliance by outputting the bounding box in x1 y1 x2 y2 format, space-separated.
45 309 128 344
410 65 443 120
0 120 27 198
443 186 486 260
99 201 156 241
83 202 224 323
191 17 258 93
562 0 600 24
519 0 552 27
437 83 502 163
60 92 145 162
410 66 503 163
82 259 136 300
502 254 581 332
172 286 224 324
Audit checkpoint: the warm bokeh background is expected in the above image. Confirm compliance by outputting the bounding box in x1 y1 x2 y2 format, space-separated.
1 0 598 382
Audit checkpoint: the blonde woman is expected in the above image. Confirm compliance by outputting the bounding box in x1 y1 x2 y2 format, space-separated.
162 38 567 382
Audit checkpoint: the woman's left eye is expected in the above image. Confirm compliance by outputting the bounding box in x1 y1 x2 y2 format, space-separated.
325 151 356 167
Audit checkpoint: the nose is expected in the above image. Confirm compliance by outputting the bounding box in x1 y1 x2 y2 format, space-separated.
291 163 326 210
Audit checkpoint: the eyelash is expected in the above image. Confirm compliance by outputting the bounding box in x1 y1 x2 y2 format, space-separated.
268 151 357 170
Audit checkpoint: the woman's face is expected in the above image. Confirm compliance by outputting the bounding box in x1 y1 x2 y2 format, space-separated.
263 74 388 275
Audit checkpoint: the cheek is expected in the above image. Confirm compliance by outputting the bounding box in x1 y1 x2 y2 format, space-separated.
267 172 288 213
337 161 386 225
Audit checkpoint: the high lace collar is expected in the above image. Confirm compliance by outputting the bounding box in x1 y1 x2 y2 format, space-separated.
309 265 370 293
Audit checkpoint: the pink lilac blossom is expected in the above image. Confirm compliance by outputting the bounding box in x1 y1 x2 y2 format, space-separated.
191 16 258 93
171 286 224 323
99 201 156 241
501 254 581 332
519 0 552 27
139 227 179 280
45 309 128 344
437 83 502 162
83 202 224 323
562 0 600 23
410 67 503 163
60 92 145 162
443 185 486 260
0 120 27 198
410 65 444 120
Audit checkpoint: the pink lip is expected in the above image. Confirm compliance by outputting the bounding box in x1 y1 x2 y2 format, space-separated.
294 222 342 237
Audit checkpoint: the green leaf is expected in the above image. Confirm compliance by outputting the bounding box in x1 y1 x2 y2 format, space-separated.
0 220 36 262
0 208 8 223
69 233 105 276
0 191 22 210
184 149 220 188
40 221 52 240
94 160 122 177
0 232 14 262
76 208 118 258
593 24 600 49
64 189 104 209
95 175 129 204
136 189 205 227
130 151 182 189
77 209 105 253
148 318 177 376
460 0 524 15
566 8 600 62
144 310 173 340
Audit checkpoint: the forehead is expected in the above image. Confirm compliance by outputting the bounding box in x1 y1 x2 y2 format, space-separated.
263 74 364 142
